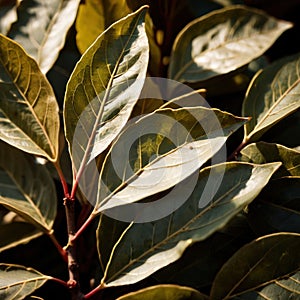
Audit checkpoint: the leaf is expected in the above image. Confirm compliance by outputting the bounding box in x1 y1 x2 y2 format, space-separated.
76 0 132 54
93 107 248 214
0 34 60 162
210 233 300 299
235 271 300 299
0 0 17 35
0 142 57 232
117 284 208 300
0 264 50 300
8 0 81 73
168 6 292 82
239 142 300 178
0 222 42 253
97 162 280 286
243 53 300 142
247 177 300 235
64 6 149 176
154 215 254 289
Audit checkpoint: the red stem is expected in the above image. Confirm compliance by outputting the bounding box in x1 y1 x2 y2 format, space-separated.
50 276 69 288
84 285 104 299
71 214 95 243
48 231 68 263
54 161 70 198
227 138 248 161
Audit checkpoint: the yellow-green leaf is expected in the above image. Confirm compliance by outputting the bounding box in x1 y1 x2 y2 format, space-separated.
64 6 149 178
117 284 208 300
0 264 50 300
0 34 59 162
243 53 300 142
76 0 131 54
97 162 280 287
0 142 57 232
210 233 300 299
168 6 292 82
8 0 81 73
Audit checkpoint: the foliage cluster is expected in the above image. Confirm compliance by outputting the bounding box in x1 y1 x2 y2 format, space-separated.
0 0 300 299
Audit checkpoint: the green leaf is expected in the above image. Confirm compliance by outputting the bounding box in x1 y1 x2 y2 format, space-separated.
235 271 300 299
64 6 149 177
97 162 280 286
0 222 42 253
0 264 50 300
76 0 132 54
168 6 292 82
0 0 17 35
154 215 254 289
247 177 300 235
0 142 57 232
243 53 300 142
210 233 300 299
8 0 81 73
94 107 247 214
239 142 300 178
0 34 60 162
117 284 208 300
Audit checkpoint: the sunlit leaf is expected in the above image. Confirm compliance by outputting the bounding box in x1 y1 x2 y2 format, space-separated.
0 264 50 300
8 0 81 73
0 222 42 253
234 271 300 299
64 6 149 178
247 177 300 235
210 233 300 299
93 107 248 214
168 6 292 82
0 142 57 232
239 142 300 178
97 162 280 286
117 284 208 300
243 53 300 142
0 0 17 35
76 0 131 54
154 215 254 289
0 34 60 161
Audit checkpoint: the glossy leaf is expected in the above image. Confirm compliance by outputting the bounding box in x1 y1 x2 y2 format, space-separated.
234 271 300 299
247 177 300 234
64 6 149 177
97 162 280 286
239 142 300 178
0 142 57 232
117 284 208 300
0 264 50 300
0 0 17 35
168 6 292 82
8 0 81 73
0 34 60 161
243 53 300 142
0 222 42 253
76 0 131 54
210 233 300 299
154 215 254 289
94 107 248 213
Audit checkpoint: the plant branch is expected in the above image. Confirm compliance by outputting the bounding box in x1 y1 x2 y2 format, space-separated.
48 231 68 263
64 197 84 300
71 214 95 244
83 284 105 299
50 276 69 288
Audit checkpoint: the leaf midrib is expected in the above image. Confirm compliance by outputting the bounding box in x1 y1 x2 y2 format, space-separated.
105 175 248 284
173 18 289 81
248 66 300 140
0 47 56 160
